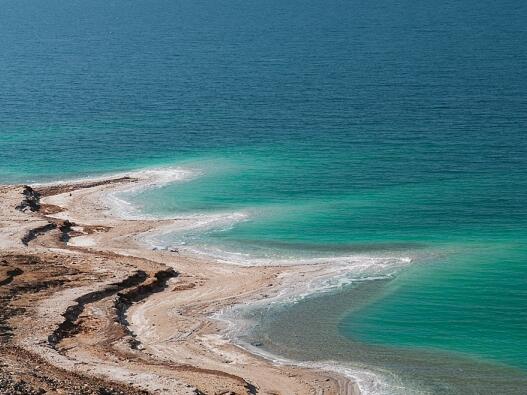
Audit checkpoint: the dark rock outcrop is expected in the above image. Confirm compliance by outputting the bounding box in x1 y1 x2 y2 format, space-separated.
21 223 57 246
58 220 75 242
115 268 178 349
48 270 149 347
15 186 41 212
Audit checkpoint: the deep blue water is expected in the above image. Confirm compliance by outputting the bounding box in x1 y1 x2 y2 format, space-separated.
1 0 527 393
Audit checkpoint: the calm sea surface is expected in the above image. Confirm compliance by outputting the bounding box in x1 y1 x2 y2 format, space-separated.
1 0 526 393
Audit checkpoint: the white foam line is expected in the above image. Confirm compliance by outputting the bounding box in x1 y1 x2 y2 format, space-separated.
137 209 414 269
216 256 411 322
31 166 195 187
142 224 413 269
209 254 415 394
213 302 406 395
101 167 199 219
234 340 407 395
138 211 251 251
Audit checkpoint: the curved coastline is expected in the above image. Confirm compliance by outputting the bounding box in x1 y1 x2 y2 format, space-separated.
0 166 367 394
95 167 420 395
62 166 413 394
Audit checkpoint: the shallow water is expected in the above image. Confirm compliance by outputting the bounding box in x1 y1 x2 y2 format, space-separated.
239 277 527 394
2 0 527 392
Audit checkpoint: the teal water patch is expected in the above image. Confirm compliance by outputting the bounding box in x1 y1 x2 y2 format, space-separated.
240 275 527 394
341 244 527 371
130 156 526 256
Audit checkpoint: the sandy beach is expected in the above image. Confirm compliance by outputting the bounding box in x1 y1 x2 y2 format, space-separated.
0 172 360 394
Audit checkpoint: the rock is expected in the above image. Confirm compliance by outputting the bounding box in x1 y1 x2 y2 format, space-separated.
16 186 41 212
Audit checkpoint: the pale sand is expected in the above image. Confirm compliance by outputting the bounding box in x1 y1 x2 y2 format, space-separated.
0 175 361 395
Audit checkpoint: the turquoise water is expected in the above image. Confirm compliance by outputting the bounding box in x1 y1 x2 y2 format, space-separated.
342 246 527 370
1 0 527 392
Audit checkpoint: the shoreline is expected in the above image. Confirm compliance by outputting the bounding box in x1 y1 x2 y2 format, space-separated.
0 170 366 394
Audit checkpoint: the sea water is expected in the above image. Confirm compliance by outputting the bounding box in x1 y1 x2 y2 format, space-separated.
1 0 526 393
